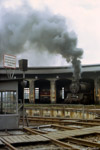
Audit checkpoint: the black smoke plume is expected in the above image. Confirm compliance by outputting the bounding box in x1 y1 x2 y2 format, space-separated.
0 1 83 79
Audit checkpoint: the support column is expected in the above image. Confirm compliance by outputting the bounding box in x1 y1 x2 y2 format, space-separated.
50 79 56 104
98 79 100 103
94 78 99 104
29 80 35 103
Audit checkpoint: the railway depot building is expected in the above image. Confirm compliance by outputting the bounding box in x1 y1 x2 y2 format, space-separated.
0 64 100 105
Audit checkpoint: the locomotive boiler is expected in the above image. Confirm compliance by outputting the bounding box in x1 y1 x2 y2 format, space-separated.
65 80 94 104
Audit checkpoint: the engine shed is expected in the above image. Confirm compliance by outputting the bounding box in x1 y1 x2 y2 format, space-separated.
0 64 100 105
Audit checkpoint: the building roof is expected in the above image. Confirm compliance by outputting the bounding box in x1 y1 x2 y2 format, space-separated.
0 64 100 75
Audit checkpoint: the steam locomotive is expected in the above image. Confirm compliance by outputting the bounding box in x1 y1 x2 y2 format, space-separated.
65 80 94 104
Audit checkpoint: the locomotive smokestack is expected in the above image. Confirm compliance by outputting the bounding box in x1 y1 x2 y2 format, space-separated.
0 0 83 70
72 57 82 81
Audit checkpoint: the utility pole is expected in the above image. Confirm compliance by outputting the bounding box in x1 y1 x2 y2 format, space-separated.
19 59 28 127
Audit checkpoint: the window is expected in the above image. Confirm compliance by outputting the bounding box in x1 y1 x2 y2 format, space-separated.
35 88 39 99
0 92 1 113
0 91 17 114
24 88 29 99
62 87 64 99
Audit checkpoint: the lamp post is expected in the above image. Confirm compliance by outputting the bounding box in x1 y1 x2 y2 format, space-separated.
19 59 28 127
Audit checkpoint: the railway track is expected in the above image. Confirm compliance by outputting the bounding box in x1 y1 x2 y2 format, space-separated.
1 116 100 149
22 116 100 127
1 126 100 149
23 127 80 149
24 127 100 149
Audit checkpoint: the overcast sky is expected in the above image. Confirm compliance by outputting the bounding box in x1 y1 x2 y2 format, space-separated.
0 0 100 67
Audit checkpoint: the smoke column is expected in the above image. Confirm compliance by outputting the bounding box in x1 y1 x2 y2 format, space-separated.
0 1 83 79
72 58 81 81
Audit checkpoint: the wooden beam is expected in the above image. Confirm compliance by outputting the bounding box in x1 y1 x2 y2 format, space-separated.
0 137 17 150
23 127 79 150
